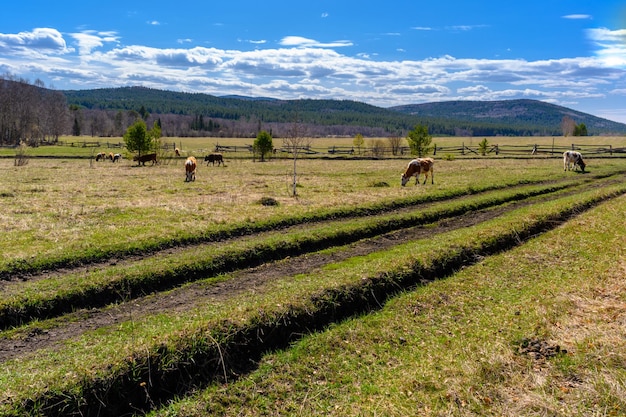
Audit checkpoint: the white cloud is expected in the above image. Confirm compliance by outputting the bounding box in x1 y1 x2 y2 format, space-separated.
321 12 329 18
0 28 70 54
446 25 487 31
563 14 592 20
147 21 161 26
70 30 119 55
586 27 626 67
279 36 352 48
1 27 625 113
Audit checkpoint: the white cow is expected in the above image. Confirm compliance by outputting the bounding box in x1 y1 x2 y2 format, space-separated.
563 151 586 172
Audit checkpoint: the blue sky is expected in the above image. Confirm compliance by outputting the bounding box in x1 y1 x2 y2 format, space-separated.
2 1 626 122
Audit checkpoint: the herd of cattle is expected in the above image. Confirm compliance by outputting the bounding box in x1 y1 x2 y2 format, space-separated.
96 149 588 184
95 152 122 163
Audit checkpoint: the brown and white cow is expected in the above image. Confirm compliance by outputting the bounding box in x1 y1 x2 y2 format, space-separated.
401 158 434 186
563 151 586 172
204 153 224 166
133 153 158 166
112 153 122 163
95 152 107 161
175 148 181 157
185 156 197 182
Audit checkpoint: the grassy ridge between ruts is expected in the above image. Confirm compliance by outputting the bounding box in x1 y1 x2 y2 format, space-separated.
0 178 605 329
0 182 625 416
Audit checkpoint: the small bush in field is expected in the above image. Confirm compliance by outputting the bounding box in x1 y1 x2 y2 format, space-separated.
259 196 279 206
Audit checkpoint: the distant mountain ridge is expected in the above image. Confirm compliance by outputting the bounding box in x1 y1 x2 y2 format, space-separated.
62 87 626 136
389 99 626 135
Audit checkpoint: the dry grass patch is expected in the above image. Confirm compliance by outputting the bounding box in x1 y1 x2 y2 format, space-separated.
0 157 561 263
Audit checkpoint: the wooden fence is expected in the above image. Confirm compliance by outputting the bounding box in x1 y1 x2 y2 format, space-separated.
3 140 623 159
213 143 624 158
432 143 623 157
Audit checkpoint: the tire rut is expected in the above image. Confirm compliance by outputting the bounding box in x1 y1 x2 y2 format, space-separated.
0 197 541 363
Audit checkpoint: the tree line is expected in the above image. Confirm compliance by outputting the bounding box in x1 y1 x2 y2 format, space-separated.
0 75 612 147
0 75 68 145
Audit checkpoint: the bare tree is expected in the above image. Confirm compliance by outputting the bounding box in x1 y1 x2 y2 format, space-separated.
369 139 386 158
282 116 312 197
561 116 576 137
387 135 403 156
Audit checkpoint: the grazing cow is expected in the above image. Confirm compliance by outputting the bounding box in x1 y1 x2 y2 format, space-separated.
107 152 114 161
133 153 158 166
563 151 586 172
112 153 122 163
401 158 435 186
185 156 197 182
175 148 181 157
95 152 107 161
204 153 224 166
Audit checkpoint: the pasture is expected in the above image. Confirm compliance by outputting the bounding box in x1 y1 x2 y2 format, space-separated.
0 143 625 416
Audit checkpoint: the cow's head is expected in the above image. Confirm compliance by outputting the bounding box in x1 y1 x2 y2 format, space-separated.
578 159 586 172
401 174 409 187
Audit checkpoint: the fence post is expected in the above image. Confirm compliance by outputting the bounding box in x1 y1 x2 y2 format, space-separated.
433 144 437 155
462 142 465 155
495 144 499 155
610 145 613 155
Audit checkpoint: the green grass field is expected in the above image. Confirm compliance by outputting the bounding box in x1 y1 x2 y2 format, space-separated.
0 142 625 416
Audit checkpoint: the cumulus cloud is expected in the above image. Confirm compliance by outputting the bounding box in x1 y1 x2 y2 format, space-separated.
586 27 626 66
0 28 70 54
70 30 119 55
1 26 625 112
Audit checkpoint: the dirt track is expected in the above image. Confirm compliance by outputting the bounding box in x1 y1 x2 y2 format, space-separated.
0 198 512 363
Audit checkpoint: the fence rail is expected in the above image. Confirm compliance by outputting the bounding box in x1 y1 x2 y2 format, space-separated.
214 142 623 157
2 140 624 158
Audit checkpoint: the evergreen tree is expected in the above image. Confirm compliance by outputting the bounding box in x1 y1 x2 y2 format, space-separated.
72 117 81 136
253 130 273 162
124 120 153 157
574 123 588 136
406 124 433 157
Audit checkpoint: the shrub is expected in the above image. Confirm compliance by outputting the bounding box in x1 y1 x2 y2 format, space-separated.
259 197 279 206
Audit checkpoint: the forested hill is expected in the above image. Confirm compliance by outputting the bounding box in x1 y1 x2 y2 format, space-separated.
63 86 626 136
390 99 626 136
